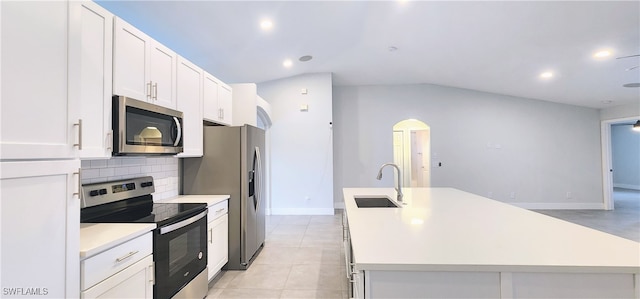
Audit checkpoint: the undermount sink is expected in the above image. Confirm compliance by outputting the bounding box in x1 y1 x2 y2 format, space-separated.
354 196 400 208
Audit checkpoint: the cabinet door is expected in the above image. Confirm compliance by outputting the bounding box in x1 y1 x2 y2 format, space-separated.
209 213 229 280
82 255 154 299
218 84 233 125
69 1 114 159
1 160 81 298
1 1 79 159
113 17 149 101
202 72 220 123
149 42 177 109
176 56 203 157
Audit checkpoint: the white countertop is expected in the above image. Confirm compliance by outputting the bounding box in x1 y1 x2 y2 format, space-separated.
80 223 156 259
344 187 640 273
159 194 229 207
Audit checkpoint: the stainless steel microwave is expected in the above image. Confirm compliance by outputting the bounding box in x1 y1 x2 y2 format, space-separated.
113 95 184 155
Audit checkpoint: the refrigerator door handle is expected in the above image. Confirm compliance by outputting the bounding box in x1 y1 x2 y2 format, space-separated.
255 146 263 211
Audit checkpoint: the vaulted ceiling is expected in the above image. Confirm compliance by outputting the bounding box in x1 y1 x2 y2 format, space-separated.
97 1 640 109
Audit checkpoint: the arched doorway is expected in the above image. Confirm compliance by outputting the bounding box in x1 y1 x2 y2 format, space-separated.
392 119 431 187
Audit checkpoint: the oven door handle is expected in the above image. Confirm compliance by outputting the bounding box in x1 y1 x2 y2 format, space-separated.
159 210 207 235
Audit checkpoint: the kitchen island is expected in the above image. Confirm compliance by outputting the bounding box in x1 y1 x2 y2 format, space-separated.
343 187 640 299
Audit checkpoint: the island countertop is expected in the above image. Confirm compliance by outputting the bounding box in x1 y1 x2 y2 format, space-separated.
343 187 640 273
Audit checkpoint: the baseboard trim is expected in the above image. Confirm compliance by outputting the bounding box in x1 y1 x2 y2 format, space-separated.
511 202 605 210
270 208 335 215
334 202 345 210
613 183 640 191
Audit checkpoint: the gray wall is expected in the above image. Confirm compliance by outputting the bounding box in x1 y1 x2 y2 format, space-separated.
258 73 334 215
611 124 640 190
333 83 604 209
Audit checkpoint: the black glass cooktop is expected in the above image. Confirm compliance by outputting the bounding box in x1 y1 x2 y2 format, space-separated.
80 195 206 227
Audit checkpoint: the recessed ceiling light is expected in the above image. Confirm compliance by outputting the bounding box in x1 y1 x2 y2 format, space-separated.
299 55 313 62
260 19 273 30
539 71 554 79
283 59 292 68
593 50 612 58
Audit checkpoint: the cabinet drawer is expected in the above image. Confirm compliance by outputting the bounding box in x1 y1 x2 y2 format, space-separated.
81 232 153 290
207 200 228 222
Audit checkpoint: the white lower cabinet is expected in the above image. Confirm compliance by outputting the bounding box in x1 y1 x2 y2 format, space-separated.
81 255 154 299
0 160 81 298
207 200 229 280
81 232 154 299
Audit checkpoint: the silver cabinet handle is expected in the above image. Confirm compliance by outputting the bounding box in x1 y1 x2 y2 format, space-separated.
73 119 83 150
215 208 225 213
106 130 113 151
73 171 81 199
153 83 158 100
149 262 155 285
115 250 139 263
147 81 152 99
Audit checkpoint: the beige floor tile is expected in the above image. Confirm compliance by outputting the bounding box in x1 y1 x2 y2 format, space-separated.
271 224 309 235
253 247 299 265
294 247 343 265
211 270 242 288
280 289 345 299
213 288 282 299
264 234 303 248
226 264 292 289
300 235 343 248
284 264 345 291
279 215 312 225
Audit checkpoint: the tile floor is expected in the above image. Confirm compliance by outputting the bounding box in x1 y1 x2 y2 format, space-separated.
535 188 640 242
207 214 349 299
206 188 639 298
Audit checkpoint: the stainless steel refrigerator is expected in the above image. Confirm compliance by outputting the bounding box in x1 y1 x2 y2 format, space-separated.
181 124 265 270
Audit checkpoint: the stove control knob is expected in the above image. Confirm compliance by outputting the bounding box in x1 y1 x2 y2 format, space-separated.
141 182 153 188
99 189 107 195
198 251 203 260
89 190 99 197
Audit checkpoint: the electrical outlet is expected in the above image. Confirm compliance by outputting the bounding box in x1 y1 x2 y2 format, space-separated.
510 192 516 199
566 192 572 199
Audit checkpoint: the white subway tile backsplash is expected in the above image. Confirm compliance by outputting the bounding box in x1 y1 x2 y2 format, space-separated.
91 160 108 168
81 157 180 200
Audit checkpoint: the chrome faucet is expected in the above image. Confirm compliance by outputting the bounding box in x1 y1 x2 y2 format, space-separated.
376 163 403 202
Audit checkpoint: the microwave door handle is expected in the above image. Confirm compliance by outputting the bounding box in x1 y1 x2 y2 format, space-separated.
172 117 182 146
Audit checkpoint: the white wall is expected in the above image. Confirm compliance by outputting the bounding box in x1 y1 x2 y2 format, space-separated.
257 73 334 215
611 125 640 190
333 83 603 209
600 102 640 120
81 157 179 201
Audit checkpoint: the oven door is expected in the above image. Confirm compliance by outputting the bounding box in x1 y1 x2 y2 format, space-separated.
154 210 208 299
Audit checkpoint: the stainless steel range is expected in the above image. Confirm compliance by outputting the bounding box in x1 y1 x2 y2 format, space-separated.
80 176 208 299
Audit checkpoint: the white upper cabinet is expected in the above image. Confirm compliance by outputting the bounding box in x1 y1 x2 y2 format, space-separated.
69 1 114 159
113 17 176 109
1 1 80 160
176 56 204 157
218 84 233 125
203 72 233 126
